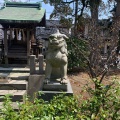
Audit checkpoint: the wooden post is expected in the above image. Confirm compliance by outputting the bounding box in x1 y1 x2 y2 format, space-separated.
4 28 8 65
27 29 30 65
31 30 35 43
10 28 12 46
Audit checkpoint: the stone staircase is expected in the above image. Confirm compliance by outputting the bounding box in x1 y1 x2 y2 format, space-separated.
0 66 30 109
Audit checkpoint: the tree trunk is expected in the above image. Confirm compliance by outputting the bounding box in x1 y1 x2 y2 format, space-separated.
74 0 78 35
112 0 120 47
90 4 98 26
116 0 120 16
90 0 100 25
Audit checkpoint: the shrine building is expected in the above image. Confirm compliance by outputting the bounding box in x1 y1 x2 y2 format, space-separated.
0 2 46 65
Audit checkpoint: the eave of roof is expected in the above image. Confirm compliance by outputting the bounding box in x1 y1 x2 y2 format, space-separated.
0 2 46 24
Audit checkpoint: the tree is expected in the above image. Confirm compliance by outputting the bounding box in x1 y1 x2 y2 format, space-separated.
43 0 105 35
43 0 88 35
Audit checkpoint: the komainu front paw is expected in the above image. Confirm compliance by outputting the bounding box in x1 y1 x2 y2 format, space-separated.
61 78 68 84
44 78 50 84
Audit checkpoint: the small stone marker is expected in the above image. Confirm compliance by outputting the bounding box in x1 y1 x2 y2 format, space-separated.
30 55 36 74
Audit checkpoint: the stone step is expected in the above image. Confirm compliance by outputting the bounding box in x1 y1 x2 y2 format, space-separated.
0 80 28 90
7 53 27 58
9 49 27 53
9 73 30 80
0 90 26 102
0 64 28 67
0 72 30 80
0 67 30 73
0 102 23 110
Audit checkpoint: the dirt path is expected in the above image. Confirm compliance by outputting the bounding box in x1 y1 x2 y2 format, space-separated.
68 70 120 96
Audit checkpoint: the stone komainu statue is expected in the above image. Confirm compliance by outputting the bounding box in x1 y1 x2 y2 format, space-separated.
44 29 68 84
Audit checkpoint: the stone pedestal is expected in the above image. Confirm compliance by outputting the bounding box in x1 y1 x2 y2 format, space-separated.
28 75 73 101
39 79 73 101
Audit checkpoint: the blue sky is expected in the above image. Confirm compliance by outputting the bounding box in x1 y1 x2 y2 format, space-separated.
30 0 54 19
0 0 113 19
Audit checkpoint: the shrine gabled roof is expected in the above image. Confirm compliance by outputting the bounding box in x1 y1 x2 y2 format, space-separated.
0 2 46 24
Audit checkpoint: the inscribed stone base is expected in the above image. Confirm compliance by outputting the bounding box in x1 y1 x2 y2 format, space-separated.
43 81 67 91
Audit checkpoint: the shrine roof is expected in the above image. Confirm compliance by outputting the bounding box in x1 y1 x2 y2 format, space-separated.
0 2 46 24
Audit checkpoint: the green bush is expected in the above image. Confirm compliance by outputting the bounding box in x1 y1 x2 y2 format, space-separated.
0 80 120 120
0 94 80 120
67 37 89 72
80 79 120 120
